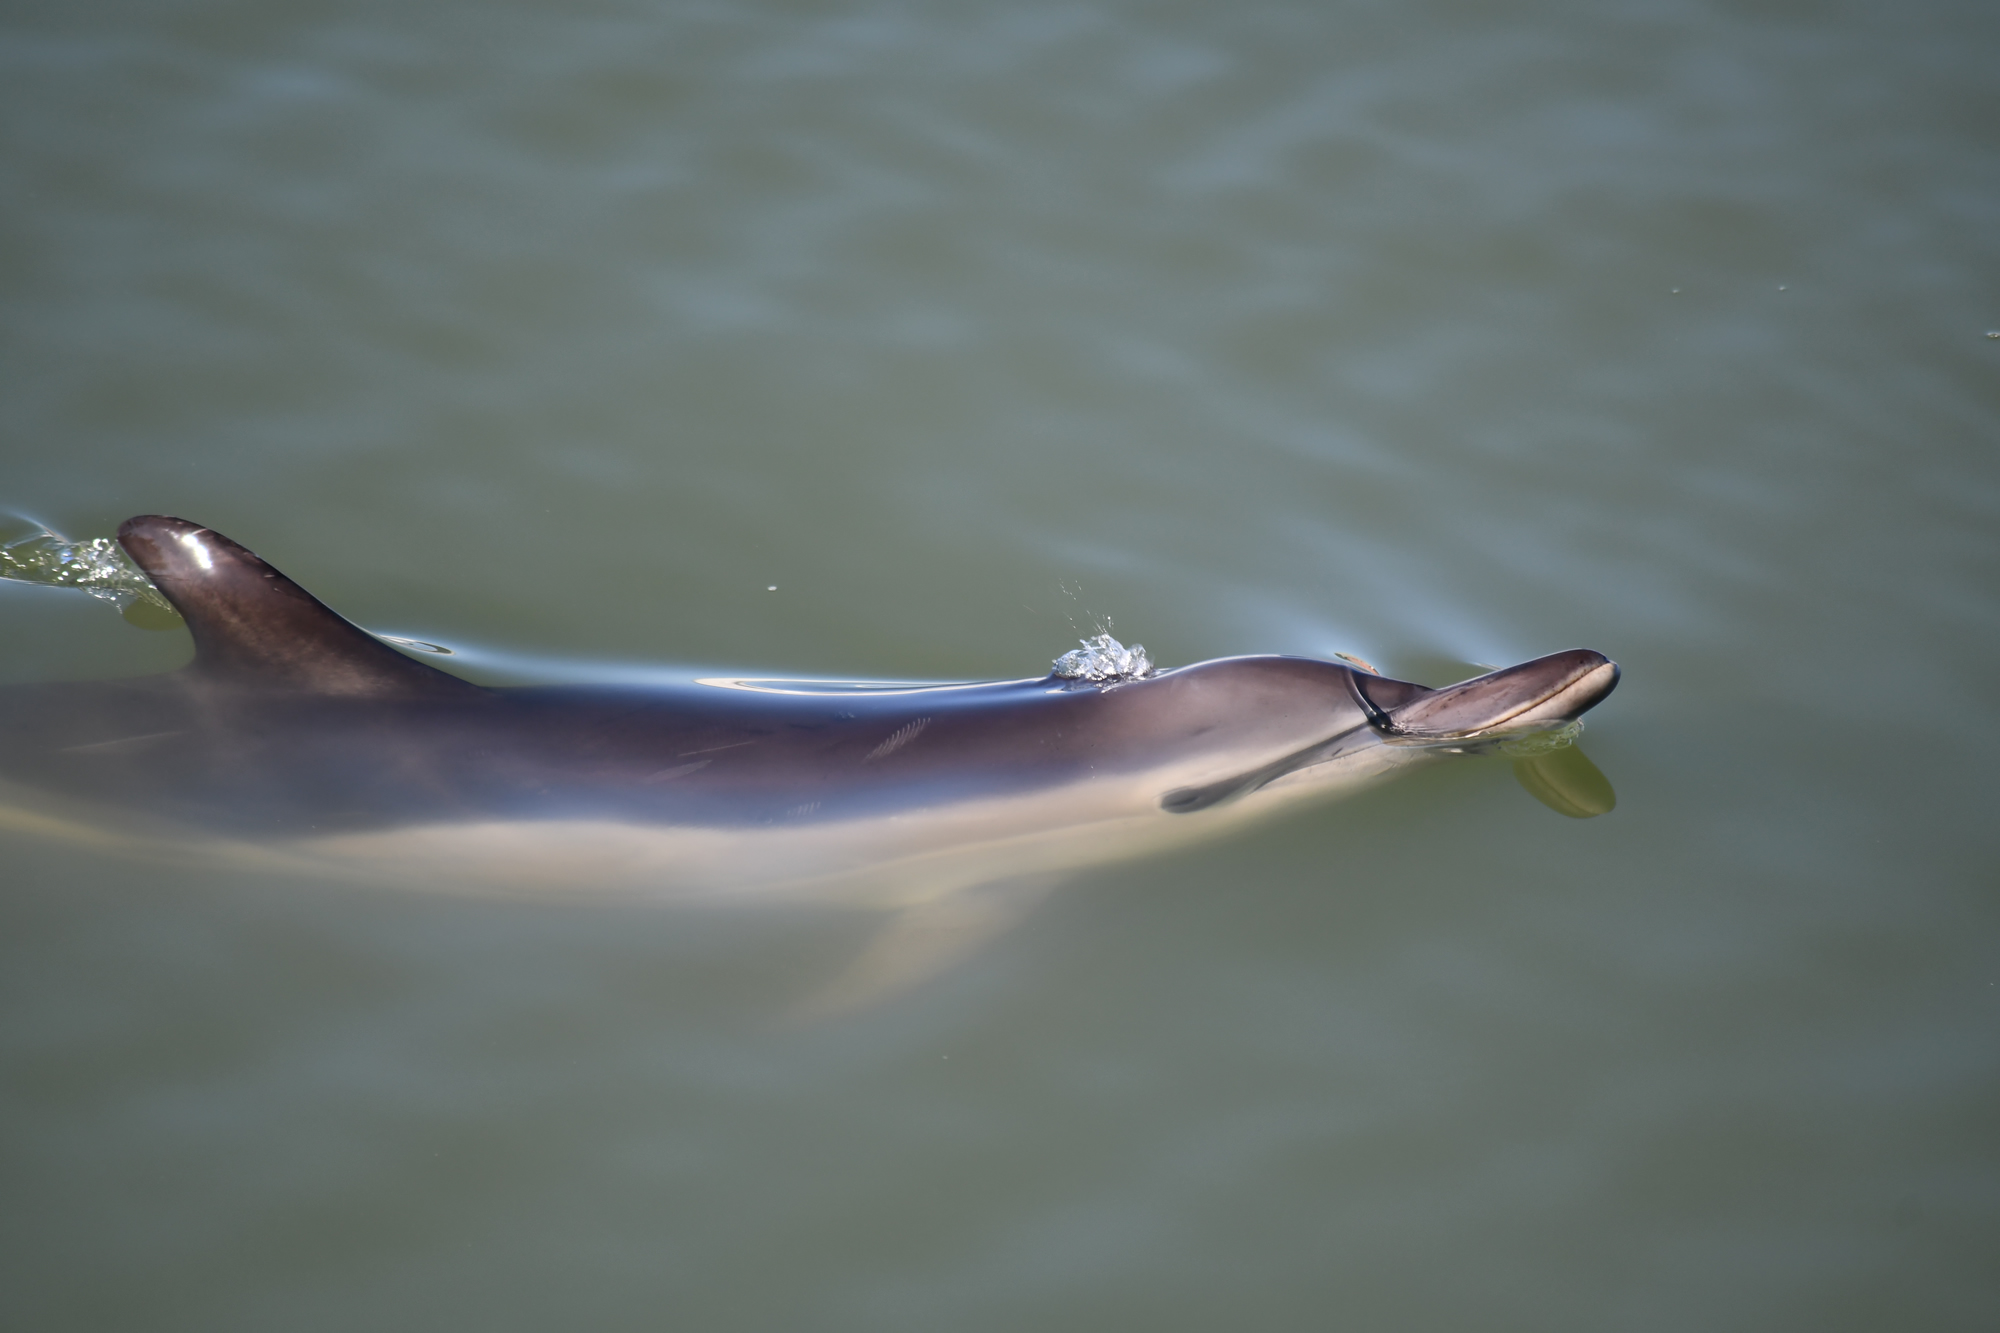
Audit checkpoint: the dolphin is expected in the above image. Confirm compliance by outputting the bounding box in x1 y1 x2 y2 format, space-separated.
0 515 1619 1005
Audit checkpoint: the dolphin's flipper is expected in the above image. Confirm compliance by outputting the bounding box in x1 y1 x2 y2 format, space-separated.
789 874 1060 1022
1161 697 1417 814
1513 745 1617 818
117 516 484 699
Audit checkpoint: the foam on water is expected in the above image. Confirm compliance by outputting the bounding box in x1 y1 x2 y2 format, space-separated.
0 517 182 629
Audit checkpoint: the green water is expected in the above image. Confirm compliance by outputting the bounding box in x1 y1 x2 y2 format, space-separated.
3 0 1996 1328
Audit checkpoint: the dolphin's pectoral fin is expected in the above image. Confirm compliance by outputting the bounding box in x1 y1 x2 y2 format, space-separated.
1162 773 1268 814
1161 728 1375 814
1512 745 1617 818
115 516 484 700
787 874 1060 1023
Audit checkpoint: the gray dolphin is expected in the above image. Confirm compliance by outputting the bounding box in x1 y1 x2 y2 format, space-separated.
1 516 1618 1004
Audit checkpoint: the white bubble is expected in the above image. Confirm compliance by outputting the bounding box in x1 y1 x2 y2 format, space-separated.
1053 633 1154 684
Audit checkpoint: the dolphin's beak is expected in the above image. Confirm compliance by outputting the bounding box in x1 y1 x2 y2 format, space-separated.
1359 649 1620 742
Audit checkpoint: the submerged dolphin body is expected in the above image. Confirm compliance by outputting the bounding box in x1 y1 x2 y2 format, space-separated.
1 516 1618 1004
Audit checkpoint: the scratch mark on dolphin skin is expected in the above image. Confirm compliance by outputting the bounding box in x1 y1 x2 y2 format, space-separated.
677 739 758 757
644 759 711 783
865 717 930 762
60 730 188 753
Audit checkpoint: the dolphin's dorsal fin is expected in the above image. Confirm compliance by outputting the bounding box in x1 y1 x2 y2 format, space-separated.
118 516 484 699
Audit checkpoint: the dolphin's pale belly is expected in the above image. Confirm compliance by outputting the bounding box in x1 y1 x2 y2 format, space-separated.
288 740 1421 902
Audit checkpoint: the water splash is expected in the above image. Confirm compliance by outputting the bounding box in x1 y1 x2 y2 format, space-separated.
1497 718 1584 756
1053 632 1153 684
0 516 183 630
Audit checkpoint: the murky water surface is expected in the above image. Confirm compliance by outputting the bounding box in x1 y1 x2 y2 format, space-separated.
3 1 1996 1328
